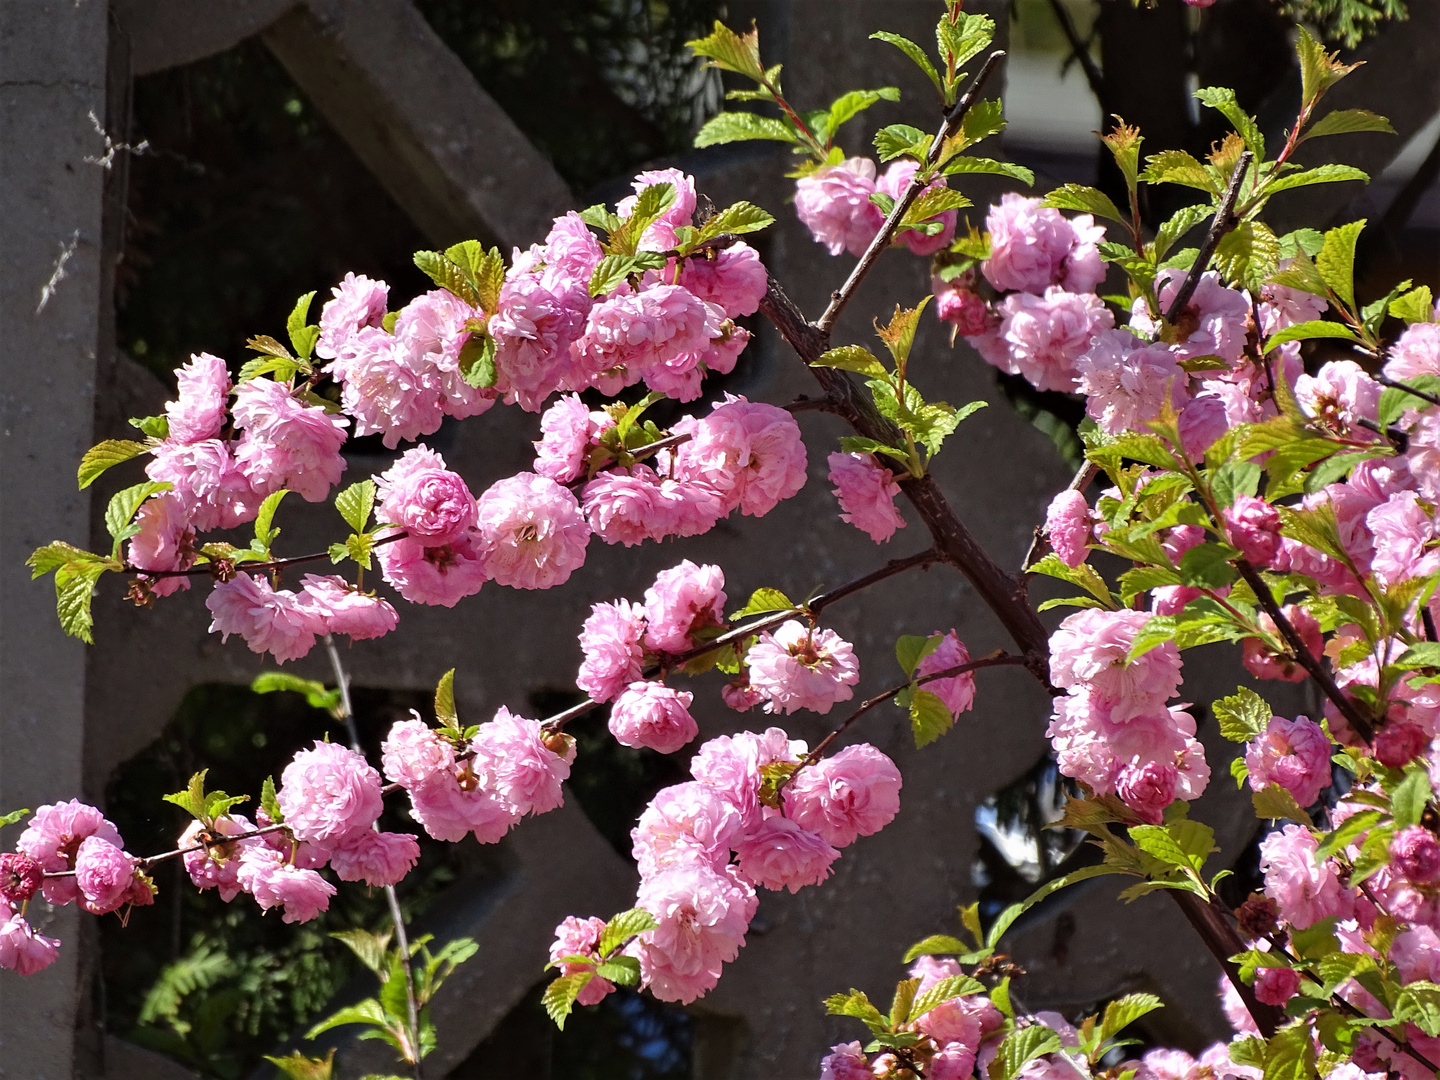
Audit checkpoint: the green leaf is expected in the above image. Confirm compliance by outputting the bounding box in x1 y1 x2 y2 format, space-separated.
1213 220 1280 293
1263 319 1357 351
875 300 929 368
1253 785 1315 826
824 87 900 140
78 439 147 489
457 333 498 389
1394 982 1440 1037
989 1024 1063 1080
1316 219 1366 309
1264 164 1369 196
253 489 289 554
1194 86 1265 159
1041 184 1124 224
686 21 766 81
286 291 320 360
910 689 953 749
1211 460 1262 509
599 908 658 958
696 200 775 241
1213 686 1271 742
1129 824 1197 873
874 123 932 163
814 345 888 379
304 999 389 1040
902 188 973 227
105 481 172 549
839 436 913 469
237 353 306 384
911 975 986 1021
729 587 794 621
260 775 283 823
1391 766 1431 828
434 668 458 729
264 1050 336 1080
1100 994 1164 1042
1153 203 1216 263
694 111 800 149
588 252 669 296
335 480 375 534
1304 108 1394 140
1179 542 1238 589
1140 150 1221 194
541 973 592 1030
52 559 109 643
593 955 641 986
870 32 942 97
1315 809 1382 862
0 809 29 829
986 864 1122 948
896 634 944 677
1389 285 1435 325
824 989 887 1033
1263 1021 1317 1080
940 156 1033 186
251 671 341 712
936 10 995 74
330 928 392 979
902 934 969 963
413 250 479 306
1394 641 1440 669
1028 553 1114 608
129 414 169 439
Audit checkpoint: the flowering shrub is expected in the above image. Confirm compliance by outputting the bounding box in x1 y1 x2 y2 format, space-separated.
12 3 1440 1080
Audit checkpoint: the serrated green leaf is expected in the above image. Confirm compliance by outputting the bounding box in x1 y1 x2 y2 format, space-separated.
1304 108 1395 140
1394 641 1440 669
1389 285 1435 325
1213 220 1280 293
990 1024 1063 1080
825 989 887 1033
686 20 766 81
1264 320 1357 351
237 354 306 384
1315 809 1381 862
1391 766 1431 828
838 436 912 468
579 204 622 234
1316 219 1366 309
870 32 942 97
911 975 986 1021
78 439 147 490
1129 824 1195 872
874 123 931 163
1213 686 1271 742
105 481 173 550
940 156 1033 186
542 973 592 1030
600 908 658 957
1153 203 1215 263
458 333 497 389
334 480 375 534
910 689 953 749
261 775 283 823
1394 982 1440 1037
902 934 969 963
1264 164 1369 196
986 864 1122 948
253 489 288 554
823 87 900 142
286 291 319 360
1041 184 1124 224
434 668 457 729
728 587 794 621
1194 86 1264 159
902 187 973 227
1253 784 1314 826
413 250 479 306
697 200 775 241
896 634 944 677
594 955 641 986
936 11 995 74
1140 150 1220 193
1028 553 1114 607
694 111 800 149
1100 994 1164 1042
814 345 888 378
53 559 108 643
1263 1021 1317 1080
588 252 668 296
0 809 30 829
129 414 170 439
304 999 389 1040
331 928 392 979
264 1049 337 1080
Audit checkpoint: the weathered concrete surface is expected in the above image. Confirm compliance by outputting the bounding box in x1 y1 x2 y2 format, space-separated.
111 0 297 76
0 0 110 1074
261 0 575 251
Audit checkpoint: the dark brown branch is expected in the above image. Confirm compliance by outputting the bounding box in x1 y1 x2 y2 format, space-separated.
1168 892 1285 1039
1164 151 1253 325
1376 372 1440 411
759 280 1054 683
1042 0 1106 109
816 51 1006 336
1235 561 1375 743
133 531 410 579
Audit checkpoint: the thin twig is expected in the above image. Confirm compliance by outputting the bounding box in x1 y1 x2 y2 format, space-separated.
816 51 1006 336
1042 0 1105 108
324 636 424 1080
1234 562 1375 743
1375 372 1440 411
1021 461 1100 573
42 822 293 877
133 531 410 579
1164 151 1253 325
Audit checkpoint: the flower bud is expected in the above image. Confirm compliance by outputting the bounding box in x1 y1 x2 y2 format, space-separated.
0 853 43 904
1375 722 1428 769
1390 826 1440 886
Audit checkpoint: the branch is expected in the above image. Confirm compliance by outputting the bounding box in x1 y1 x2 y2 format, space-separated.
816 51 1006 336
1164 151 1253 325
131 531 410 580
1042 0 1106 109
1376 372 1440 411
1168 892 1285 1039
759 279 1054 683
1234 561 1375 743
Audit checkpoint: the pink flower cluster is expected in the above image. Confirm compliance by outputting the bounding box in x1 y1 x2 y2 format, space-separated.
553 727 901 1004
206 572 398 663
794 158 957 258
1045 609 1208 822
381 707 573 845
828 452 906 543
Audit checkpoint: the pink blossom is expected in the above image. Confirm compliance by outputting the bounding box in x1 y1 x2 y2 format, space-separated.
235 847 335 923
878 161 957 256
166 353 231 443
1219 974 1261 1037
1296 360 1381 437
577 599 648 703
0 914 60 975
981 288 1113 393
634 863 757 1003
179 816 256 902
610 682 698 755
206 573 328 663
1254 966 1301 1007
278 741 384 845
1048 609 1183 722
375 531 488 608
375 446 477 546
674 396 807 518
1246 716 1332 808
916 630 976 716
827 451 906 543
982 194 1105 294
721 677 765 713
616 168 697 251
935 273 997 337
1178 393 1230 459
930 1044 979 1080
581 466 683 546
1045 489 1091 568
909 954 962 993
542 212 605 282
573 285 716 393
1224 494 1281 567
794 158 884 257
327 830 420 887
1130 270 1249 364
317 272 389 359
297 574 398 640
74 837 138 915
392 288 495 422
746 621 860 715
549 915 616 1006
146 439 260 532
489 268 589 412
381 719 456 790
1047 692 1205 798
128 492 195 597
0 854 42 905
680 242 767 318
820 1042 872 1080
632 781 744 878
1259 823 1346 929
1075 331 1186 436
533 395 612 483
1116 759 1178 823
689 728 805 830
1375 722 1429 769
476 473 590 590
1391 826 1440 885
17 800 123 906
473 707 573 815
1368 491 1440 585
407 769 520 844
734 815 839 893
231 377 348 502
784 743 902 848
643 561 726 654
1384 323 1440 381
326 326 446 447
